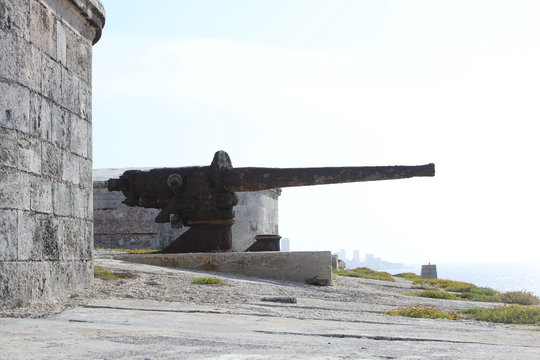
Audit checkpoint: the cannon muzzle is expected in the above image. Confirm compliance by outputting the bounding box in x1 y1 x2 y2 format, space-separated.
222 163 435 192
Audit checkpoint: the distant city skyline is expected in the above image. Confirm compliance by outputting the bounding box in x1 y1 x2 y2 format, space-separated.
334 249 405 270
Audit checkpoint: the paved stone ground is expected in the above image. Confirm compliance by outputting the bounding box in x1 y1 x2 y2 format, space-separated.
0 253 539 359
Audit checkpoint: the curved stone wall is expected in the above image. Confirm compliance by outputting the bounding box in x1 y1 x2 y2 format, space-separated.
0 0 104 307
93 169 280 252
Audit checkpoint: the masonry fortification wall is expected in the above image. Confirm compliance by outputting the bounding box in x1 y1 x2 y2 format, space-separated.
0 0 104 307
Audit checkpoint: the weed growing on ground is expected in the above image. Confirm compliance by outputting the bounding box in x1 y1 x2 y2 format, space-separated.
408 278 539 306
385 306 460 320
333 267 395 282
94 266 137 281
386 304 540 325
499 291 540 306
461 305 540 325
413 279 476 292
393 273 421 281
190 277 227 285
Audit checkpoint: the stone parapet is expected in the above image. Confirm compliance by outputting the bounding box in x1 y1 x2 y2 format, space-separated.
0 0 104 307
115 251 333 285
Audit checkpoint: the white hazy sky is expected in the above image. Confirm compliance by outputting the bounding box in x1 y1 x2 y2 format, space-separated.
93 0 540 264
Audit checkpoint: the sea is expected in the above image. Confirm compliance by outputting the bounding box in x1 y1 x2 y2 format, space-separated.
380 262 540 297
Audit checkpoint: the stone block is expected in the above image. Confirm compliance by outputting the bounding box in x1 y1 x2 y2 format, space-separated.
79 79 91 120
0 29 17 81
62 152 80 185
30 175 53 214
66 28 91 82
82 219 93 260
94 207 157 234
17 210 43 260
61 67 79 113
0 0 30 39
30 0 56 59
41 141 63 180
421 264 438 279
0 82 30 133
59 217 84 260
116 251 334 285
41 54 62 103
30 92 52 141
0 260 92 307
17 134 42 174
0 170 30 210
72 186 88 219
52 181 72 217
87 189 93 221
56 19 66 65
40 214 60 260
18 40 42 92
0 127 18 168
87 123 92 160
0 208 18 260
79 157 92 190
70 115 88 157
51 104 70 149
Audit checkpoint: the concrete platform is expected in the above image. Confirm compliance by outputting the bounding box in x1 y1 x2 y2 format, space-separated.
114 251 332 285
1 256 539 359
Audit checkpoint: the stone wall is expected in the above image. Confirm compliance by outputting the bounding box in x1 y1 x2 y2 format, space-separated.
0 0 104 307
93 169 281 252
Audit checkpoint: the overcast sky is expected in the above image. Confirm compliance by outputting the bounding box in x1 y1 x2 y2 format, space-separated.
93 0 540 264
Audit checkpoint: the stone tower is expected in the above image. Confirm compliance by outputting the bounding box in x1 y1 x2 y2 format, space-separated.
0 0 105 307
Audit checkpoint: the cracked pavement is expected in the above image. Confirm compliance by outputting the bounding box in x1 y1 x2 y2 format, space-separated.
0 254 539 359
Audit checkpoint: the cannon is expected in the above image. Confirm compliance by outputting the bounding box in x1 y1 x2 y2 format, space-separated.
107 151 435 253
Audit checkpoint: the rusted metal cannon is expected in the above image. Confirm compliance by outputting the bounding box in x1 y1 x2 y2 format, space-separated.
107 151 434 253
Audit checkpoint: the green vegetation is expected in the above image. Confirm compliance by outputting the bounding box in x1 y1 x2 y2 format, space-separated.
499 291 540 306
96 248 160 254
386 304 540 325
385 306 460 320
461 305 540 325
408 288 539 305
190 276 227 285
94 266 137 280
393 272 421 281
333 267 395 282
407 278 539 305
413 278 476 292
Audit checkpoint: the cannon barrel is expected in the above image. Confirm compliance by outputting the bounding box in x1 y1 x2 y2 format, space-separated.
222 164 435 192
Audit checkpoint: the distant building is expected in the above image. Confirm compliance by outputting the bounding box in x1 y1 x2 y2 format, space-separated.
337 249 347 262
281 238 290 252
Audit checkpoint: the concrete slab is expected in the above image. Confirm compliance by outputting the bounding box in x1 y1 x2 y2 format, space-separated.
114 251 332 285
1 298 539 360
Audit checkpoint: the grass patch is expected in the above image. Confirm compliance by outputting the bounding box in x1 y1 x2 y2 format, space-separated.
386 305 540 325
94 266 136 281
499 291 540 306
413 279 476 292
96 248 160 254
190 276 227 285
393 272 421 281
333 267 395 282
410 287 540 305
407 279 539 305
386 305 460 320
461 305 540 325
